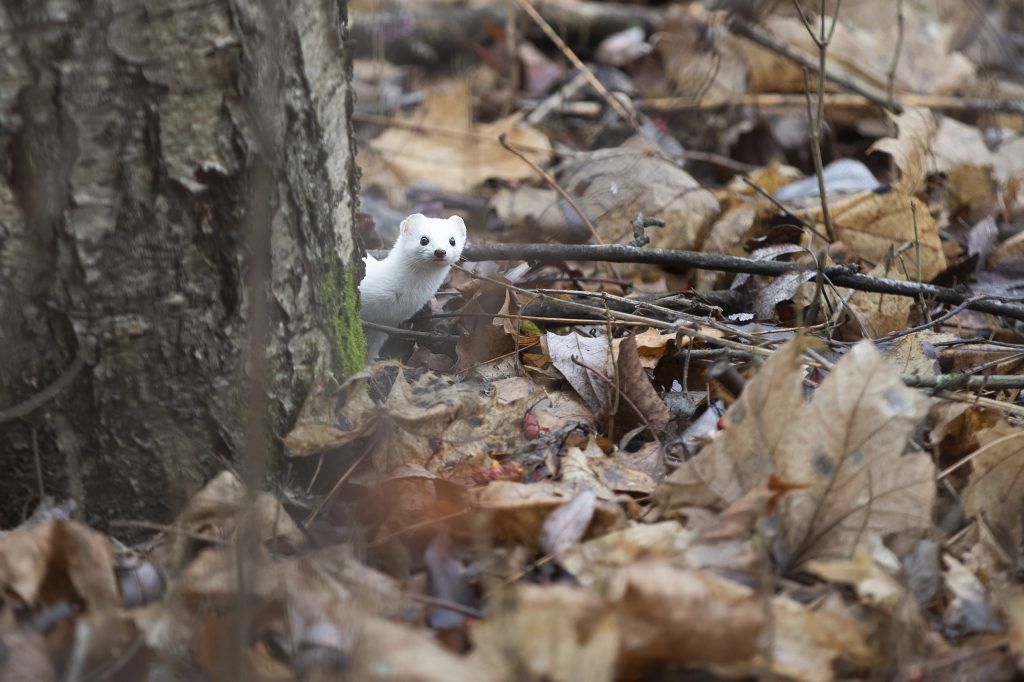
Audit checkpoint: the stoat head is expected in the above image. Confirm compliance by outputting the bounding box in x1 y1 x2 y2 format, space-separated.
395 213 467 267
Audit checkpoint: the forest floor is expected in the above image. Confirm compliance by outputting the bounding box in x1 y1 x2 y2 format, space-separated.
5 1 1024 680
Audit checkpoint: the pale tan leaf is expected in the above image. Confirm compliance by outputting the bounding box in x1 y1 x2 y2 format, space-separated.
840 262 913 338
469 584 617 682
962 422 1024 545
546 331 614 417
931 116 994 173
777 342 933 567
557 136 719 253
658 339 934 569
367 81 551 194
560 523 696 587
611 328 672 370
765 595 878 682
808 190 946 281
539 490 597 557
656 339 806 510
807 546 906 613
613 562 764 665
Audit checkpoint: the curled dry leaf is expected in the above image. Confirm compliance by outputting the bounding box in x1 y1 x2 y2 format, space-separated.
868 107 937 195
657 339 935 568
0 519 120 612
611 328 672 370
539 489 597 557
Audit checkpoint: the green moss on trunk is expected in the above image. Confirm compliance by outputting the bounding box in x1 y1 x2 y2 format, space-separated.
320 255 366 377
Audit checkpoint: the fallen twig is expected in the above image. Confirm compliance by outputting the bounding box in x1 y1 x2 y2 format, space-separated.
899 374 1024 391
461 242 1024 323
640 92 1024 116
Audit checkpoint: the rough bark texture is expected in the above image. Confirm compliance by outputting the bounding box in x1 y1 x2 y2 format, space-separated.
0 0 363 528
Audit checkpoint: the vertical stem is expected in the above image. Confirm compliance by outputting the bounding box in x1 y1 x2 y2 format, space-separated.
886 0 905 115
795 0 842 244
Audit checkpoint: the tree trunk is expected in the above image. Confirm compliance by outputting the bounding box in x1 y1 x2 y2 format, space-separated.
0 0 363 528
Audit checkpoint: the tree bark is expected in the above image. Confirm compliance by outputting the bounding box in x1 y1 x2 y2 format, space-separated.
0 0 363 528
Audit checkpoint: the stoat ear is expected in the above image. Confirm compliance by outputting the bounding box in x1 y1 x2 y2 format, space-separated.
400 213 427 235
447 215 467 239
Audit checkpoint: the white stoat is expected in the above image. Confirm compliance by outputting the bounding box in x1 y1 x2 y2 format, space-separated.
358 213 467 360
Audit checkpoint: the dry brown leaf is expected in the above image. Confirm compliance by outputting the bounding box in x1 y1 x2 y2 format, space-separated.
942 554 1003 634
613 561 876 680
886 331 953 375
931 116 994 173
658 339 935 568
0 519 120 611
745 11 973 98
962 422 1024 547
809 189 946 281
350 614 501 682
286 367 527 483
614 334 671 436
765 594 878 682
560 442 618 501
560 522 696 587
488 186 574 240
988 230 1024 277
0 628 57 682
365 81 551 194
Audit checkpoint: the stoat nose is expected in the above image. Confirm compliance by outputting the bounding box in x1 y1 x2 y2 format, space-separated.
433 248 446 259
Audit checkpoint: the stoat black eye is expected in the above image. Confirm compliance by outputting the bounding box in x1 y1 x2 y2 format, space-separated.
419 236 429 246
449 237 456 247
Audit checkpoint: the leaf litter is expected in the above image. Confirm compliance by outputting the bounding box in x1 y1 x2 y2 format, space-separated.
8 0 1024 679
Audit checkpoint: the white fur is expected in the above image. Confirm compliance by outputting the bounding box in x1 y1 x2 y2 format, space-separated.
358 214 467 360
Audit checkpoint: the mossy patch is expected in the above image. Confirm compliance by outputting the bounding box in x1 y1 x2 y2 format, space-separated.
320 253 366 377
